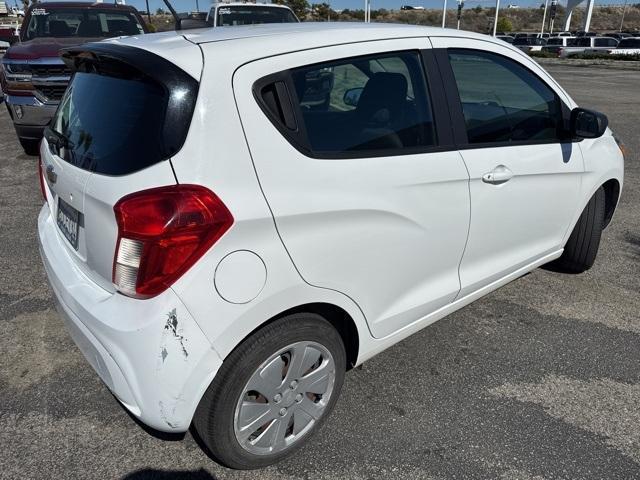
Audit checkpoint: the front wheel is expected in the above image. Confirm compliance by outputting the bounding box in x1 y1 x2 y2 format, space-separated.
193 313 346 469
551 186 605 273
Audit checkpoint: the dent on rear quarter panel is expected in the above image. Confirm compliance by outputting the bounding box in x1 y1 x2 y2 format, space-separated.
150 300 218 430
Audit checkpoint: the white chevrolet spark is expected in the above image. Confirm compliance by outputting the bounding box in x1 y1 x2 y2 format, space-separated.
38 23 623 469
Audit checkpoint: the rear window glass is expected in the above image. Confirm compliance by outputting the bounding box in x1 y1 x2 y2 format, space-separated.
51 72 168 175
215 6 297 26
25 8 144 40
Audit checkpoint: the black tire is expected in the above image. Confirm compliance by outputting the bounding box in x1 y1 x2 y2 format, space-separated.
192 313 346 470
19 138 40 156
551 186 605 273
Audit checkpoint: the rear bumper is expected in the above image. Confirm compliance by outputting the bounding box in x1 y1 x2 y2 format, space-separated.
4 94 57 139
38 203 223 432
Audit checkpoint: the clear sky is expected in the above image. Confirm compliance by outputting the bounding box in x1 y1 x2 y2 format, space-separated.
45 0 623 15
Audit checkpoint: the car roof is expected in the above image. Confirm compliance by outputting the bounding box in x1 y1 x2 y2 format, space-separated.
28 2 139 11
105 23 520 80
180 22 490 47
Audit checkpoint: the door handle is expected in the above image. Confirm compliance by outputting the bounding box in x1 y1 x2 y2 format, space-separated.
482 165 513 185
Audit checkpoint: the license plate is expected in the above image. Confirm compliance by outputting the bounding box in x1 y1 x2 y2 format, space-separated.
57 197 80 250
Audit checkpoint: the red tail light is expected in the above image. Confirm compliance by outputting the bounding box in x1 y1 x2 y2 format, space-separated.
113 185 234 299
38 147 47 203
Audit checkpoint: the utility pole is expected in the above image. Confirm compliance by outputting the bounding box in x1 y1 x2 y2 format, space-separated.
540 0 549 36
492 0 500 36
620 0 628 32
145 0 151 23
456 0 464 30
549 0 557 34
441 0 447 27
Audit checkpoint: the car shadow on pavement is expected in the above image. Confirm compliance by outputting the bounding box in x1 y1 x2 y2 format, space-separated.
122 469 215 480
625 231 640 258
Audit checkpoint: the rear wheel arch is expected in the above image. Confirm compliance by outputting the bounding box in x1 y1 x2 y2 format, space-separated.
227 302 360 371
602 178 620 228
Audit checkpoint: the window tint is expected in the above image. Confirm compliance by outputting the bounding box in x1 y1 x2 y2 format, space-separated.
595 38 617 47
448 50 561 144
547 38 563 45
618 38 640 48
215 5 297 26
25 8 144 40
286 51 436 155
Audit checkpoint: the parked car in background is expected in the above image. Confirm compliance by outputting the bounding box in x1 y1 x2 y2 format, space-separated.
542 36 576 55
38 23 623 470
1 2 147 154
575 30 598 37
558 36 618 57
0 24 19 45
606 32 631 41
513 36 547 52
206 2 298 26
496 35 514 44
606 37 640 55
0 39 8 55
551 31 573 37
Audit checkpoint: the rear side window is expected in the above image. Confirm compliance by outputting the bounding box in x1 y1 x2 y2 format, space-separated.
258 51 437 157
594 38 617 47
49 46 198 175
448 50 561 145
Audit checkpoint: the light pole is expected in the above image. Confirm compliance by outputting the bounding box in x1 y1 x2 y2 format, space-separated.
456 0 464 30
441 0 447 27
540 0 549 35
620 0 628 32
549 0 557 34
492 0 500 36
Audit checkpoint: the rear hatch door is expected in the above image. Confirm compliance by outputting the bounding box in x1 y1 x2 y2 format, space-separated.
41 41 200 292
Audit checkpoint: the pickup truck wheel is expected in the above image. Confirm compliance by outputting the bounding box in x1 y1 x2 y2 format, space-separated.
19 138 40 156
192 313 346 469
551 187 605 273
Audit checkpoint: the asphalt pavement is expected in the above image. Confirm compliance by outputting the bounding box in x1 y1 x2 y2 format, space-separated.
0 64 639 480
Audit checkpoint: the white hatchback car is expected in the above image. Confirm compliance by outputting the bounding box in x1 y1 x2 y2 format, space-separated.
38 23 624 469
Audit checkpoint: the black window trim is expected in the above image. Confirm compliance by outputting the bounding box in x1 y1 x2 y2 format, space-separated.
438 47 575 150
253 49 450 160
253 46 577 159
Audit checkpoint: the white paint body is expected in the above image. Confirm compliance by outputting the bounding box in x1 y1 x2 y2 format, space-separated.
38 24 624 433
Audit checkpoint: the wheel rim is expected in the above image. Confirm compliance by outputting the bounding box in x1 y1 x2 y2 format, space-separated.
233 341 336 456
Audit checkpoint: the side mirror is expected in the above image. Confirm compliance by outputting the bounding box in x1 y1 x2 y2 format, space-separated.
343 87 363 107
571 107 608 139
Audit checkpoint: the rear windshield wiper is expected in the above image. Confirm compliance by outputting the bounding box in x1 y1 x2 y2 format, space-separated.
44 126 75 151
